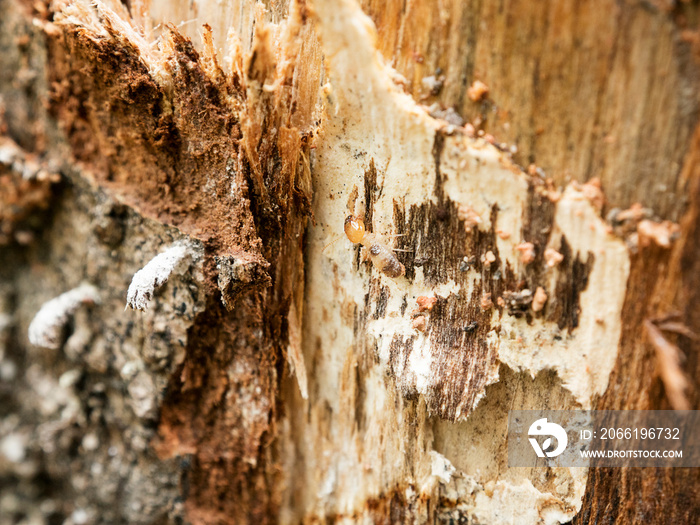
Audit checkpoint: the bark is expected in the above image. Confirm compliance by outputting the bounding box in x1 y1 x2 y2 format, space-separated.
0 0 698 524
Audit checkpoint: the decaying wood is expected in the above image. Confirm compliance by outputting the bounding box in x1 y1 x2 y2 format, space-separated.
0 0 698 524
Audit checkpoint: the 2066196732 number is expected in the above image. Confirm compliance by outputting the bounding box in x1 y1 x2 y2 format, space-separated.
600 427 681 440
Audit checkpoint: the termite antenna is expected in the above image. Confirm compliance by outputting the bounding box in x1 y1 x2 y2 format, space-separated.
322 235 342 253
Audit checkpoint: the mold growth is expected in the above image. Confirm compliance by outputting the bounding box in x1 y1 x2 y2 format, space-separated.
28 283 100 349
126 242 194 311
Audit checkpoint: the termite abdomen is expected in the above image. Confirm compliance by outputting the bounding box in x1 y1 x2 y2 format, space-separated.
369 243 405 278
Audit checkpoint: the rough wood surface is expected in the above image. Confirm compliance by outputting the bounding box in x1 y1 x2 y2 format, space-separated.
0 0 698 524
361 0 700 220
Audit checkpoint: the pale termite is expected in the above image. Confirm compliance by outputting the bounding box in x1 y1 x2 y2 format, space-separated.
344 215 405 278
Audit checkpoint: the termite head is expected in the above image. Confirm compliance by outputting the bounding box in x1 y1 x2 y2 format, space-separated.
344 215 365 244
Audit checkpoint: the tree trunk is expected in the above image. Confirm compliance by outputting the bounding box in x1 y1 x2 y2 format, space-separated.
1 0 698 523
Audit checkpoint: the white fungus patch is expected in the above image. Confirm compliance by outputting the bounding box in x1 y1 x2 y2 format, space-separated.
408 335 434 395
28 283 100 349
430 450 456 484
433 280 461 299
126 243 188 311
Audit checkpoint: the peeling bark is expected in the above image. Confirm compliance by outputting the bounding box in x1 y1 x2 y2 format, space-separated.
1 0 698 524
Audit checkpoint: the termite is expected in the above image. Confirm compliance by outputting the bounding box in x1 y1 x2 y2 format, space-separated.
344 215 406 278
